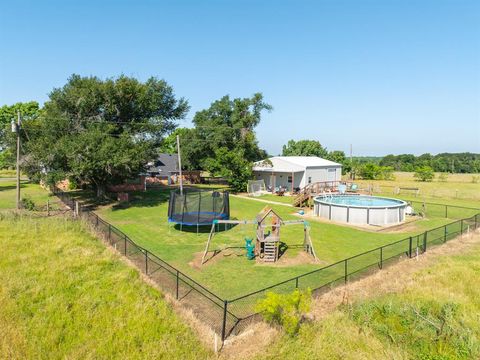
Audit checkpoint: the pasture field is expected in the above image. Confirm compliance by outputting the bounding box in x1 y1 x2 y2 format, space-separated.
355 171 480 203
0 215 210 359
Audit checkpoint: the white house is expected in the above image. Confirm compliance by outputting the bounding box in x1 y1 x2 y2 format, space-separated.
252 156 342 192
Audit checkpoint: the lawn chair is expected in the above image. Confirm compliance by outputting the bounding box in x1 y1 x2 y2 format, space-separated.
349 183 359 193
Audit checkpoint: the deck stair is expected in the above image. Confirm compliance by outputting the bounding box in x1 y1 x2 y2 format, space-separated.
293 181 339 207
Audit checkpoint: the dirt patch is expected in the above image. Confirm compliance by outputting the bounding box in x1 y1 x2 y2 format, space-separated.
375 217 424 233
189 249 245 269
190 248 323 269
255 250 325 267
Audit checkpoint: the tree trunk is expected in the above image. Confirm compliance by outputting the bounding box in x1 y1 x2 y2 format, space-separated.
96 183 106 198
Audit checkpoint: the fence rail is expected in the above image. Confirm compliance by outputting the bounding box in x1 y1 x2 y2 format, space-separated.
53 189 480 341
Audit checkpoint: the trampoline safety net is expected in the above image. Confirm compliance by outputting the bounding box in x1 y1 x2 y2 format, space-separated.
168 189 230 226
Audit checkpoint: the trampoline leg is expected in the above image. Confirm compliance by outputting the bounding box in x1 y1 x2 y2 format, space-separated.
197 224 199 235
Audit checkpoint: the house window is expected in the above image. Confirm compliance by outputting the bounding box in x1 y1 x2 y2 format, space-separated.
308 177 312 184
287 176 292 183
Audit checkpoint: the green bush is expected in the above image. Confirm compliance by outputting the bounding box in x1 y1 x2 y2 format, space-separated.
20 197 36 211
414 166 435 182
438 172 448 182
358 163 395 180
255 289 311 336
67 177 78 190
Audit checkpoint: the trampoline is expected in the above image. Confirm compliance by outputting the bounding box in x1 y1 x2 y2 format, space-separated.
168 189 230 227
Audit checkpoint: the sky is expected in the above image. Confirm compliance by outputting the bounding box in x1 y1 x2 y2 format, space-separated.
1 0 479 156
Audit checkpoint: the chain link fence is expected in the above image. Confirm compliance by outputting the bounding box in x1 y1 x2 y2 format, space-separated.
53 188 479 341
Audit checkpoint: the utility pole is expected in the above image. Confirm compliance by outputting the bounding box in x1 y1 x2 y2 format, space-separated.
349 144 353 180
176 135 183 195
15 110 21 209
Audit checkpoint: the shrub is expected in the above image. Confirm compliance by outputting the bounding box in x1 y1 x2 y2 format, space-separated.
20 197 36 211
255 289 311 336
358 163 395 180
380 166 395 180
67 177 78 190
414 166 434 182
438 173 448 182
472 175 480 184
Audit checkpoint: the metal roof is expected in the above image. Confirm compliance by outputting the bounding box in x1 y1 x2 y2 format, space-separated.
252 156 342 172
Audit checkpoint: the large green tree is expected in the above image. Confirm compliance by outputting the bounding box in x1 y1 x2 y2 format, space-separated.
0 101 40 168
282 139 328 158
179 93 271 191
25 74 188 196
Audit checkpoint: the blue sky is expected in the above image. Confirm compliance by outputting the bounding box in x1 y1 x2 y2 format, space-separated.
1 0 479 156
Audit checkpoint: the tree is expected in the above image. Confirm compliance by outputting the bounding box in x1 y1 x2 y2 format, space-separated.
282 140 328 158
0 101 40 168
358 163 382 180
358 162 395 180
179 93 271 191
158 128 193 155
414 166 435 182
24 74 189 196
327 150 351 174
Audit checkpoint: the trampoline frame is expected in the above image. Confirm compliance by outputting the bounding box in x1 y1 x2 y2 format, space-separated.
168 189 230 232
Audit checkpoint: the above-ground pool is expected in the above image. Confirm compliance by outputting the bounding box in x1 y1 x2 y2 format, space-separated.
313 194 407 226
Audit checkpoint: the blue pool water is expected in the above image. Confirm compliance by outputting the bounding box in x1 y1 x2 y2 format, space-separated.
318 195 404 207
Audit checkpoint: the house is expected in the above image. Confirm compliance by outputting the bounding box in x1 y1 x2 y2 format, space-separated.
146 153 179 184
146 153 201 185
252 156 342 192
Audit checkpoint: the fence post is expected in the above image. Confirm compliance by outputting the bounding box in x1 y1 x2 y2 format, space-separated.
124 235 127 255
96 214 99 227
344 259 348 284
445 205 448 218
108 224 111 242
460 219 463 236
444 226 447 242
379 247 383 269
176 270 179 300
408 237 413 258
221 300 228 341
475 214 478 229
423 231 427 253
295 277 299 288
145 250 148 274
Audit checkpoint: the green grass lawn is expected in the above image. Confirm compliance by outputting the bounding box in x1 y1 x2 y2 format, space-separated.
0 215 211 359
95 187 478 299
0 180 52 209
255 193 295 205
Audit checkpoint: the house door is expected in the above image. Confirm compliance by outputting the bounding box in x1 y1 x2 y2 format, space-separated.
327 168 337 182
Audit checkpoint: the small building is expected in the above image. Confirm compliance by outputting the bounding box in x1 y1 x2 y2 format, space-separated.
146 153 201 185
146 153 179 184
252 156 342 192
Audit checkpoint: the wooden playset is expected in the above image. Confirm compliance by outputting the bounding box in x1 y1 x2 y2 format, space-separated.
201 206 317 265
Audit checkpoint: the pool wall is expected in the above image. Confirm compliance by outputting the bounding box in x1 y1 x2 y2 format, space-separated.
314 195 407 225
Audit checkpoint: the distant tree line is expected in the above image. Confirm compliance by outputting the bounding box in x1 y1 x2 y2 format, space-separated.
380 153 480 173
